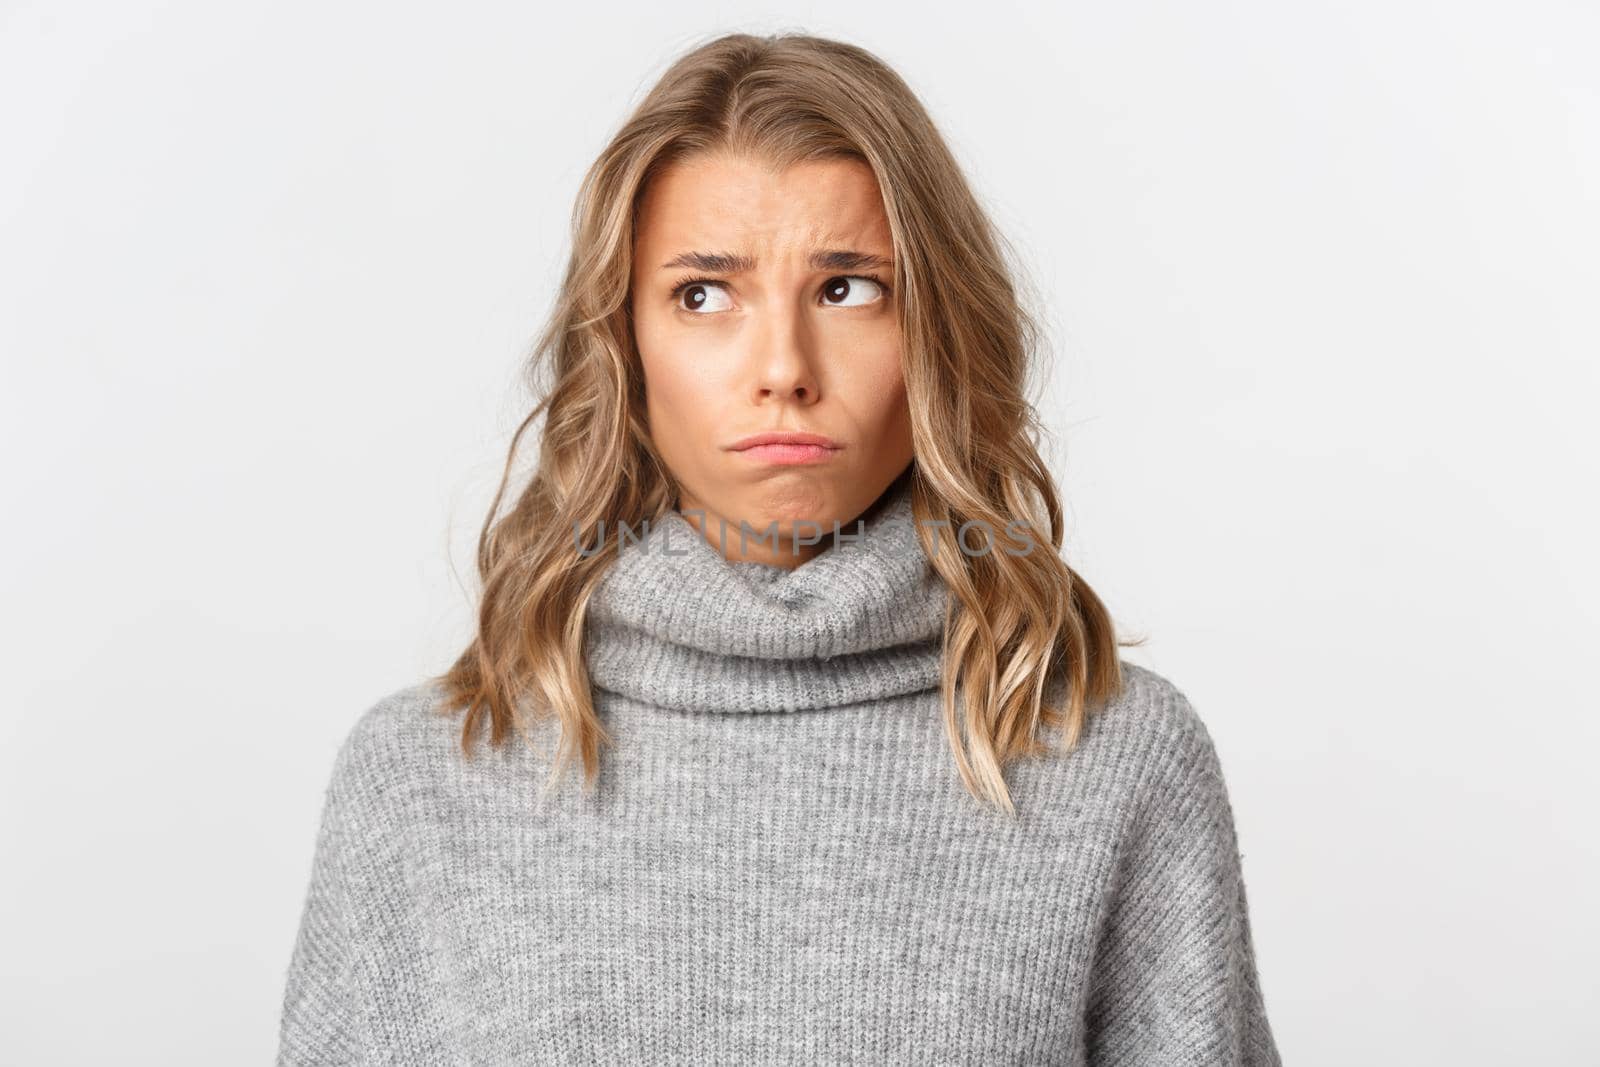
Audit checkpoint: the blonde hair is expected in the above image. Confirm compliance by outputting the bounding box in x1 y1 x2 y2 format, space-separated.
435 31 1131 814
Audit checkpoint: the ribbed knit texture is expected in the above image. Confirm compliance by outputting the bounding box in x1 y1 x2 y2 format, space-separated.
584 475 949 713
277 477 1282 1065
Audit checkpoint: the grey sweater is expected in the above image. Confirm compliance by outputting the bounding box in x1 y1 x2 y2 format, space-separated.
277 478 1282 1064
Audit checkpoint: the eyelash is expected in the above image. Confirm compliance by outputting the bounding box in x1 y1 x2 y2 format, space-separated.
668 272 893 310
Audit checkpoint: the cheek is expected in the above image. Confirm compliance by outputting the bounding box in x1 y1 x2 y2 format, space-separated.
842 338 909 434
634 315 724 449
641 340 723 408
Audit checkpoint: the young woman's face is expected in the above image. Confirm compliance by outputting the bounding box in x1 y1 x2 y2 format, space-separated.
629 151 914 567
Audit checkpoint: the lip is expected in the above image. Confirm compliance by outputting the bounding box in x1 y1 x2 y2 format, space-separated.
726 431 843 466
727 431 843 451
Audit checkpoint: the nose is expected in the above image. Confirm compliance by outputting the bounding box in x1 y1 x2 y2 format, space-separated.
748 300 820 406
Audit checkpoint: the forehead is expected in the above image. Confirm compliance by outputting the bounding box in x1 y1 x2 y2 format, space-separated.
634 152 892 261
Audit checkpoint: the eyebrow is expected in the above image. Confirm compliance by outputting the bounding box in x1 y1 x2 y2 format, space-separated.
659 249 893 273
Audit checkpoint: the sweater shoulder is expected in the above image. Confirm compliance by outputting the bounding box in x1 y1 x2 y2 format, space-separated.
1104 661 1217 752
1071 660 1231 805
324 678 462 802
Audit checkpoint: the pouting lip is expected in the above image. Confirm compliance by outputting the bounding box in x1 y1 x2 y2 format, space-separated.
726 431 843 451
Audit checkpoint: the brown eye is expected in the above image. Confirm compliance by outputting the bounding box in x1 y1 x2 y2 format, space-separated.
822 275 886 307
676 280 733 313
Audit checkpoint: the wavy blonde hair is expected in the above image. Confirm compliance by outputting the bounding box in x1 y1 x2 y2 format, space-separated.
434 31 1132 814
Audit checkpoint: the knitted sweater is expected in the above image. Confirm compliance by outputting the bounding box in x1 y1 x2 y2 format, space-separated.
277 477 1282 1065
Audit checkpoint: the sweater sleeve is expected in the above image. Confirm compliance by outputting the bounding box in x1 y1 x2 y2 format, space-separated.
1083 698 1282 1066
277 739 366 1066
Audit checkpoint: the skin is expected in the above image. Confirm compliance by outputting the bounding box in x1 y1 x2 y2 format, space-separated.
628 150 915 568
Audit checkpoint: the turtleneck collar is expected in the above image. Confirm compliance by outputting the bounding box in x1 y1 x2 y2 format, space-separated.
583 474 951 713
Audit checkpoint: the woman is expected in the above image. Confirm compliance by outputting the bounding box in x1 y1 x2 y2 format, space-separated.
278 31 1282 1065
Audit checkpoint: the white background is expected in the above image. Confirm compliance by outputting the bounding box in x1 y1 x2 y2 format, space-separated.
3 1 1596 1063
